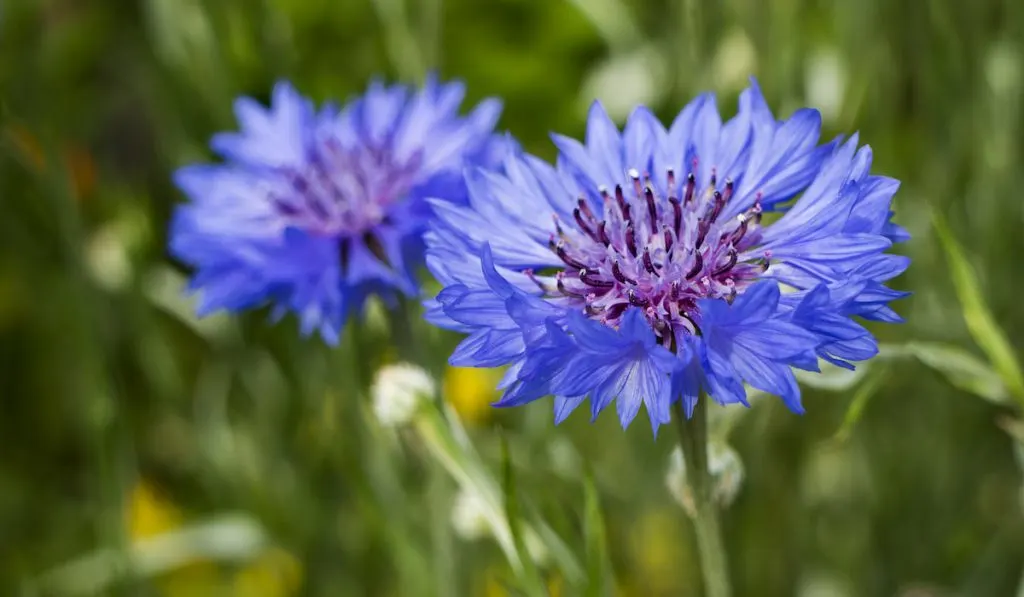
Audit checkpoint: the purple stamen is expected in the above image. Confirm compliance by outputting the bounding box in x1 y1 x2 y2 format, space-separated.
625 225 638 257
709 191 724 222
644 186 658 233
643 248 657 274
580 268 614 289
611 260 635 285
670 196 682 235
597 221 611 246
577 197 596 221
712 248 738 277
604 302 629 321
615 184 627 215
627 289 649 307
556 242 588 270
683 172 696 205
695 220 710 249
685 251 704 279
574 207 595 239
629 168 643 197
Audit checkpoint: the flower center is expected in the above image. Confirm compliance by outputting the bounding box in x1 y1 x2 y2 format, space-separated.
529 164 770 348
268 137 422 238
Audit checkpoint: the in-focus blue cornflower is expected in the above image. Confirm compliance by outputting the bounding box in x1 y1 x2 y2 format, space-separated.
170 76 504 343
424 79 909 433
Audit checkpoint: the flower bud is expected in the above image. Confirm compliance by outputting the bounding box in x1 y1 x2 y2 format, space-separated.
665 441 745 516
371 363 434 428
450 487 490 541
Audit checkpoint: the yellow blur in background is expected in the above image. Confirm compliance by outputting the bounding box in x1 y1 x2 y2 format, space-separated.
128 482 302 597
444 367 504 426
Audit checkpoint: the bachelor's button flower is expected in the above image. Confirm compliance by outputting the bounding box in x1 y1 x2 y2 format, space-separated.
170 76 504 343
424 79 908 434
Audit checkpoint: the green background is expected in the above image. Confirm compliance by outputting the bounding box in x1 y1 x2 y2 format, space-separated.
2 0 1024 595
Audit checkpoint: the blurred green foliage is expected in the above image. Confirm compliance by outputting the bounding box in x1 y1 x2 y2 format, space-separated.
2 0 1024 595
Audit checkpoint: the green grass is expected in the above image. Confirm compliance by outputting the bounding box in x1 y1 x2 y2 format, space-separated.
2 0 1024 595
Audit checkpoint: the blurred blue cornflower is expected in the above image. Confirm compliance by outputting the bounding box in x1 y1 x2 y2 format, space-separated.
424 80 909 433
170 76 504 343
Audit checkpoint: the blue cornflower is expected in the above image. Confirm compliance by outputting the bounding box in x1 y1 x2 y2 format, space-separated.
425 80 908 433
170 76 504 343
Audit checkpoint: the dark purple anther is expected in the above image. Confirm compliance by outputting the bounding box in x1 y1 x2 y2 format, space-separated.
723 178 734 203
556 242 588 270
709 170 717 189
577 197 596 222
685 251 704 279
663 226 674 253
627 289 649 307
667 168 677 192
709 191 724 222
629 169 643 197
669 196 682 235
611 260 635 285
695 220 710 249
644 186 658 233
574 207 595 238
712 248 738 277
290 174 311 195
615 184 627 215
604 301 629 322
625 225 638 257
597 221 611 246
580 268 614 289
643 248 657 274
524 268 548 292
731 216 750 245
555 273 570 295
683 172 696 205
273 198 301 217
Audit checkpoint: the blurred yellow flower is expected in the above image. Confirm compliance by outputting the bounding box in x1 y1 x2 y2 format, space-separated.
233 547 303 597
127 481 221 596
444 366 503 425
125 481 302 597
127 481 183 539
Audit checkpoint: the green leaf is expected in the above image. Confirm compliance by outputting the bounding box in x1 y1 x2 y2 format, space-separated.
934 212 1024 407
905 341 1009 405
582 466 613 597
500 435 548 597
829 366 889 444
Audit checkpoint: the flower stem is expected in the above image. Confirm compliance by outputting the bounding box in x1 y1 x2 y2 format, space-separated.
674 399 732 597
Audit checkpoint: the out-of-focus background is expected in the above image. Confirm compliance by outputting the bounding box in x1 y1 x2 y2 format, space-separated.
2 0 1024 595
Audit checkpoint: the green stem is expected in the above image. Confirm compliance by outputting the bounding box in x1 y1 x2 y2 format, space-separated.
674 399 732 597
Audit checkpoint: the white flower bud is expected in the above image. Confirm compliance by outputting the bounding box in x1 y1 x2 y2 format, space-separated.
371 363 434 427
666 441 745 516
450 488 490 541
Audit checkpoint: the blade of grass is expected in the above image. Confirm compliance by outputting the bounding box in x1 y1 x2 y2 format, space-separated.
500 435 548 597
934 212 1024 408
582 466 613 597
